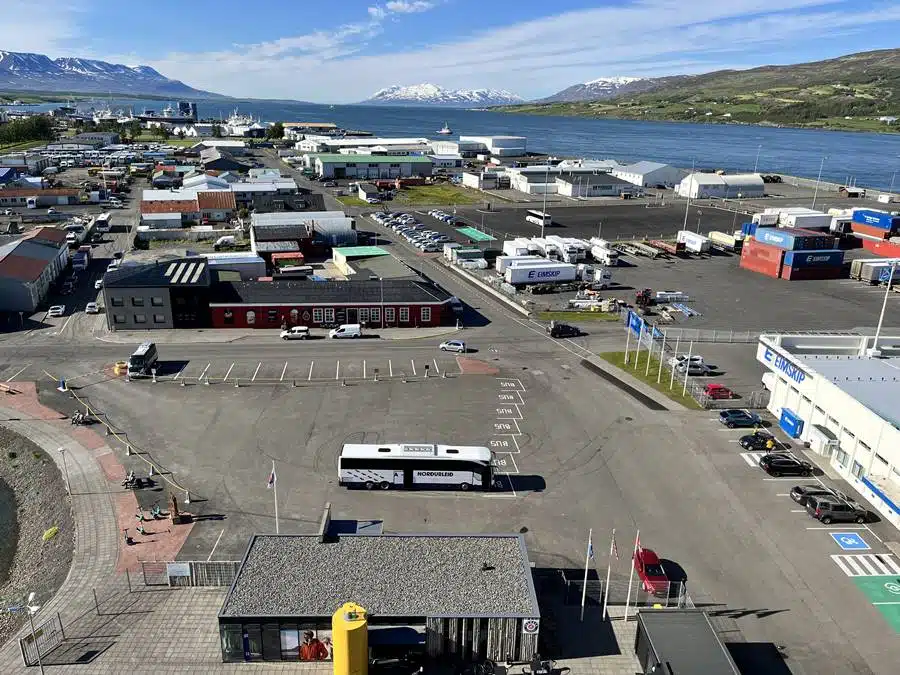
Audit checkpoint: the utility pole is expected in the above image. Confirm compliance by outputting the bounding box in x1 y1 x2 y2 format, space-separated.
811 155 827 210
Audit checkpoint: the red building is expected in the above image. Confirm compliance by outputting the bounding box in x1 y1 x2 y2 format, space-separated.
209 279 458 329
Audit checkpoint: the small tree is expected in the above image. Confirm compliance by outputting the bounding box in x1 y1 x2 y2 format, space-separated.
177 129 186 140
128 119 143 141
212 124 223 138
266 121 284 140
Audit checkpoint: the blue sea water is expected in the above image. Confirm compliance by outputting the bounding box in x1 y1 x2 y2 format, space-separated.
15 97 900 190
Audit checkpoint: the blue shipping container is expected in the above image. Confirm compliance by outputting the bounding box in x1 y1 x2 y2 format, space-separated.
741 222 757 237
779 408 804 438
754 227 834 251
783 249 844 268
852 209 899 231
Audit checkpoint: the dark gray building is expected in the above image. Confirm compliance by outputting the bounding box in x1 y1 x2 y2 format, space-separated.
72 131 121 146
200 148 251 173
103 257 211 330
218 533 540 663
635 610 740 675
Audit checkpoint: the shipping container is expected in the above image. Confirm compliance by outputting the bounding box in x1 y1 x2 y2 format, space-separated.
741 222 758 238
783 249 844 268
779 265 843 281
850 257 897 279
443 242 462 260
495 255 558 274
502 240 530 257
741 237 785 263
505 262 577 285
862 238 900 258
850 222 891 240
676 230 711 253
708 231 741 251
779 212 832 230
752 212 779 226
754 227 836 251
451 247 483 262
852 209 900 231
740 253 782 278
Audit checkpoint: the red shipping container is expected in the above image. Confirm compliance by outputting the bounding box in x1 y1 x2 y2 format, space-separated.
862 238 900 257
779 265 843 281
740 252 782 277
851 222 891 240
741 238 785 263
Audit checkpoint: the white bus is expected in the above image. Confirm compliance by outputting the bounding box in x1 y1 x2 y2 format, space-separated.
525 209 553 227
338 443 496 491
127 341 158 377
93 212 112 233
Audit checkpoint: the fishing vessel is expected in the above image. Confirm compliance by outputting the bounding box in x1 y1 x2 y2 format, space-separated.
437 121 452 135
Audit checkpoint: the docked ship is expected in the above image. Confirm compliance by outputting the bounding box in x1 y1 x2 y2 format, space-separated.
134 101 198 124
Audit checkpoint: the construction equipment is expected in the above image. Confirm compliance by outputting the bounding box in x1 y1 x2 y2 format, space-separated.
635 288 654 308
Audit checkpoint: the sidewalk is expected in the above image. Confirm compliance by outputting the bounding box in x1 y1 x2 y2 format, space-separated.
95 325 463 344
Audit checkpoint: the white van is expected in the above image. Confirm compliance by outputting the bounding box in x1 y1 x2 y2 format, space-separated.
329 323 361 339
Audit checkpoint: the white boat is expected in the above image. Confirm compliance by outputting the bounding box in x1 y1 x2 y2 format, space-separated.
437 121 452 135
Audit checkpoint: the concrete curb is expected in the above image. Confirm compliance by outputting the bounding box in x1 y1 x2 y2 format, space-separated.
439 260 532 318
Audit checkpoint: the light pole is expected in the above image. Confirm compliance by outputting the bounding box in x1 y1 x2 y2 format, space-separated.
541 159 551 238
58 447 70 494
872 264 896 354
379 277 384 329
4 593 43 675
753 144 762 174
682 157 696 231
891 170 897 194
811 155 827 210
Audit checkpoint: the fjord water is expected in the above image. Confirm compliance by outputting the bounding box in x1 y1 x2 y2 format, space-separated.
47 98 900 189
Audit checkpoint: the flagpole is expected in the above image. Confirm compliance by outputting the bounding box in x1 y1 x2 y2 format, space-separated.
624 529 640 621
644 328 653 376
272 460 280 534
580 528 593 622
634 321 644 370
624 316 632 365
682 340 694 397
657 330 666 383
669 334 680 389
602 528 615 621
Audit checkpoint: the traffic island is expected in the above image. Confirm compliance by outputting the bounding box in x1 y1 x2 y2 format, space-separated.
598 352 702 410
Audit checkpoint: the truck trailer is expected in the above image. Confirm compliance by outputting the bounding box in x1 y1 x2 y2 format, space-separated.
505 263 577 286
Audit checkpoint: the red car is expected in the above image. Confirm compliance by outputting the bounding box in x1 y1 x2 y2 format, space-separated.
704 383 734 400
633 547 669 595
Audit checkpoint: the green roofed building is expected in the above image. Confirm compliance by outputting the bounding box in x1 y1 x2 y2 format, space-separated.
313 154 433 180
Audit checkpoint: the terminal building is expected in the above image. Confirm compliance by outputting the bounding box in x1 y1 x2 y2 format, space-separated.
676 172 765 199
757 333 900 527
218 532 540 663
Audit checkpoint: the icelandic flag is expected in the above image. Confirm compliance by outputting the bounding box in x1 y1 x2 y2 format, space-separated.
587 532 594 560
266 462 277 489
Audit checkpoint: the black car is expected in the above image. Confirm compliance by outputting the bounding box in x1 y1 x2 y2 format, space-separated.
790 484 846 507
806 496 868 524
719 409 762 428
547 321 580 338
739 432 775 451
758 453 813 477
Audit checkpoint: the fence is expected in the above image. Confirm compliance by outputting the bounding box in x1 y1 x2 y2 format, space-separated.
19 614 64 667
655 328 761 344
140 560 241 587
560 574 692 616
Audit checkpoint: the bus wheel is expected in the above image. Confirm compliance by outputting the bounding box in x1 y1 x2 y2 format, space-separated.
365 481 375 490
379 481 390 490
460 482 470 491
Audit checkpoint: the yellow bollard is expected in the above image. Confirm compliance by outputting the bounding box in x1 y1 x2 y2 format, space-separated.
332 602 368 675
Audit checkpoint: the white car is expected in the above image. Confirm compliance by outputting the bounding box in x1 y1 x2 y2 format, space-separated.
95 279 103 290
280 326 310 340
439 340 466 353
47 305 66 317
365 197 381 204
667 355 704 368
85 302 100 314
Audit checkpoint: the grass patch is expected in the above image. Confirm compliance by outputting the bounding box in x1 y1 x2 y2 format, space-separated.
395 184 480 206
0 139 46 153
537 311 621 322
132 134 197 147
599 351 702 410
337 196 369 207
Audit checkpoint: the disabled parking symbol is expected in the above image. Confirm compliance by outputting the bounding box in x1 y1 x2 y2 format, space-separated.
830 532 870 551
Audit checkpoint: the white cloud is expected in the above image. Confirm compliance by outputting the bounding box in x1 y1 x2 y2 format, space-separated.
385 1 435 13
0 0 83 55
135 1 900 101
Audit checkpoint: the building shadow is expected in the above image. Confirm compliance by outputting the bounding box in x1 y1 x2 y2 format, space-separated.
726 642 793 675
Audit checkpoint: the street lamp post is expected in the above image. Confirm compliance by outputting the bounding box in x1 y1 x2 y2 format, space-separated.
872 264 896 354
58 447 70 494
541 160 550 238
753 144 762 174
811 155 827 210
891 170 897 194
682 157 696 231
4 593 43 675
380 277 384 329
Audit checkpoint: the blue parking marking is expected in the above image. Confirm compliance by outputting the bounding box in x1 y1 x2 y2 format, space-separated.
830 532 870 551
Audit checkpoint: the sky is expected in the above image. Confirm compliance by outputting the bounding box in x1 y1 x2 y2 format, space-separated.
3 0 900 102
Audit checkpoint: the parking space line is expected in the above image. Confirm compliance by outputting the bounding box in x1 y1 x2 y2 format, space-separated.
508 453 520 474
411 360 417 376
763 477 802 481
790 509 806 513
389 359 393 377
864 525 885 544
335 361 341 380
251 362 262 382
223 363 235 381
807 526 868 530
308 362 314 381
5 364 29 382
199 363 211 380
432 358 441 374
174 364 188 380
363 360 367 380
776 493 790 497
280 362 288 381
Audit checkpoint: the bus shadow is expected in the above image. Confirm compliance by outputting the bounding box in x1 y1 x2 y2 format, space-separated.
498 475 546 493
153 360 189 377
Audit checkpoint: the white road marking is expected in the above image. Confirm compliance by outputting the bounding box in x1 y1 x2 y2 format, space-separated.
56 314 74 335
280 362 288 381
251 362 261 381
763 477 803 481
411 360 417 376
831 554 900 577
308 362 314 381
806 526 868 530
174 364 188 380
432 358 440 374
199 363 211 380
790 509 806 513
389 359 393 377
740 452 763 467
776 493 790 497
508 453 520 474
223 363 235 381
5 364 29 382
363 360 367 380
207 528 226 561
335 360 340 380
865 525 885 544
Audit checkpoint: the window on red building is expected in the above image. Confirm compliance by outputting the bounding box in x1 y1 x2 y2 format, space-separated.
420 307 431 323
399 307 409 323
246 310 256 325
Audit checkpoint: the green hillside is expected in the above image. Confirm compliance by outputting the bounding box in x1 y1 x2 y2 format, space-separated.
498 49 900 132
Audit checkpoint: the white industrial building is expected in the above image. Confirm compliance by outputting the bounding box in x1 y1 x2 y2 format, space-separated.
676 172 765 199
312 154 433 179
506 165 606 195
556 172 639 198
612 161 685 187
556 158 621 172
429 154 463 168
296 136 431 154
458 136 527 157
757 333 900 528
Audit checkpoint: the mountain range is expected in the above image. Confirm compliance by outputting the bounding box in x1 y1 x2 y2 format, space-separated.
0 50 221 98
361 83 524 107
539 76 658 103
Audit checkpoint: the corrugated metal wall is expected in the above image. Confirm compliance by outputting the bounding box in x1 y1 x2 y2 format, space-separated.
426 617 538 661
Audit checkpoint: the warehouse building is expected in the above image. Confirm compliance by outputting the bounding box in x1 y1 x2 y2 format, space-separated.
676 172 765 199
635 611 739 674
312 154 433 180
103 258 212 330
612 161 685 188
296 137 430 154
218 533 540 663
209 277 455 329
458 136 527 157
757 333 900 528
192 140 248 155
250 211 356 260
0 227 69 313
555 172 639 198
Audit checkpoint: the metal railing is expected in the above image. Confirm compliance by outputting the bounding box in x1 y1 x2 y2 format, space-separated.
19 614 64 667
139 561 241 587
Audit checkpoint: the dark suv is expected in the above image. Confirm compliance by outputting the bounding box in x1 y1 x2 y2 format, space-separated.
758 453 813 477
547 321 580 338
806 496 868 524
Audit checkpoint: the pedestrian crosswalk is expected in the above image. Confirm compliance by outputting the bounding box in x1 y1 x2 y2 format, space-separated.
740 451 765 467
832 554 900 577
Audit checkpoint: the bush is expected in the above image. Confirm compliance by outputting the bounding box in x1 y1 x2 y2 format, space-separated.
7 451 17 459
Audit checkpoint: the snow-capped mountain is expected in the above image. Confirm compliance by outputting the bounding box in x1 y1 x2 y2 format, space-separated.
0 50 222 97
540 76 660 103
362 83 525 107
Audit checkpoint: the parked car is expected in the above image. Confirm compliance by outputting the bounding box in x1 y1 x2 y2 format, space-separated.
322 181 337 187
365 197 381 204
2 209 13 216
703 383 733 400
47 305 66 317
633 547 669 595
806 496 868 524
280 326 310 340
739 431 776 451
85 302 100 314
675 362 712 376
667 355 704 368
719 409 761 428
439 340 466 353
47 208 58 215
547 321 580 338
329 323 361 339
790 484 848 507
758 453 813 477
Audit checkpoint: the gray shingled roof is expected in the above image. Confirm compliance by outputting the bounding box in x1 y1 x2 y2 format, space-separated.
220 534 539 619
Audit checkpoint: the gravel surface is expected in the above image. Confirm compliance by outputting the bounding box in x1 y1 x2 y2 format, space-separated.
0 427 75 648
222 534 538 618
